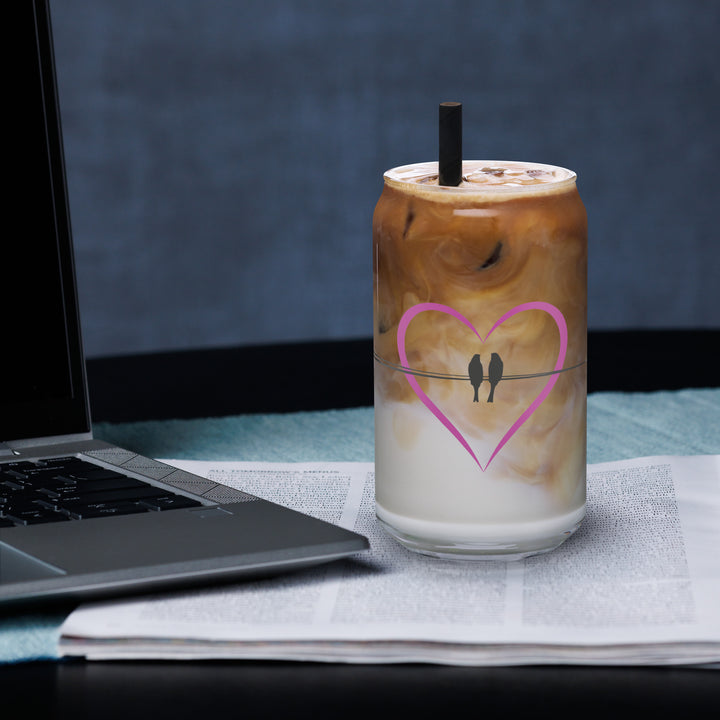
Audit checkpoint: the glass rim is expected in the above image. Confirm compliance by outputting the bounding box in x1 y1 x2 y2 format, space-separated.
383 160 578 200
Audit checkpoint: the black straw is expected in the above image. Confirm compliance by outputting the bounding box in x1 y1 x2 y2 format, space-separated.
438 101 462 186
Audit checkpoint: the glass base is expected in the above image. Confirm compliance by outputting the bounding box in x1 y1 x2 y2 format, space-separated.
376 506 585 561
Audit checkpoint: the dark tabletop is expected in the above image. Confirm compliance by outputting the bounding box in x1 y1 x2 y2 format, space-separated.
85 329 719 422
3 329 719 719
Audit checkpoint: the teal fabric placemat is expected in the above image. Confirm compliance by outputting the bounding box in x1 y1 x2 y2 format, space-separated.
2 388 718 664
89 389 720 465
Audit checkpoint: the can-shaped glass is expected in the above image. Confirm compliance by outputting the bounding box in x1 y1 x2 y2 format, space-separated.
373 160 587 559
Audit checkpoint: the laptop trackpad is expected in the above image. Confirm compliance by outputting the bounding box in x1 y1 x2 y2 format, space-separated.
0 542 66 583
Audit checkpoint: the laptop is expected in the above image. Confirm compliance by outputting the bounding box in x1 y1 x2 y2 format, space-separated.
0 0 368 608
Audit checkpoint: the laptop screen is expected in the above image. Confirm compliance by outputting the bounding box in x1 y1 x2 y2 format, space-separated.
1 0 90 443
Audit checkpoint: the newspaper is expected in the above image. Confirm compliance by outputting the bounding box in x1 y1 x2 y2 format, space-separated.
58 455 720 666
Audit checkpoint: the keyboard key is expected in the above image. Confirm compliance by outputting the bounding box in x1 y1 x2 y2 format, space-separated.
63 467 128 481
4 507 71 525
139 495 202 511
60 486 168 507
40 477 147 498
65 502 150 519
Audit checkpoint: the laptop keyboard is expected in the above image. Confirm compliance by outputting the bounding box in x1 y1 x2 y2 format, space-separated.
0 456 202 527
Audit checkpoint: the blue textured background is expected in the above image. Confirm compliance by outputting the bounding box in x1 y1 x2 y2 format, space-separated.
49 0 720 358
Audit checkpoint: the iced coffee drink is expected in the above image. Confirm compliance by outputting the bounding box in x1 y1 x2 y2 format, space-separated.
373 160 587 559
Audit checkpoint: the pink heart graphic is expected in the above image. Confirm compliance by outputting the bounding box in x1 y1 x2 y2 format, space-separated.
397 301 568 471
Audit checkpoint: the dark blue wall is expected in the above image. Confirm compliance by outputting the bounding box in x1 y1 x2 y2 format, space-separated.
50 0 720 358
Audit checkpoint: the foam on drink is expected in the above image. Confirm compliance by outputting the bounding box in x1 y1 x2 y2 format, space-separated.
387 160 577 195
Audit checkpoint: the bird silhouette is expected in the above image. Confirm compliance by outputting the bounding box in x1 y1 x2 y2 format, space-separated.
468 354 483 402
487 352 503 403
